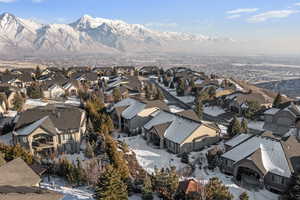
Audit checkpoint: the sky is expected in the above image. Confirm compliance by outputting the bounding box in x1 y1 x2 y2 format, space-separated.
0 0 300 53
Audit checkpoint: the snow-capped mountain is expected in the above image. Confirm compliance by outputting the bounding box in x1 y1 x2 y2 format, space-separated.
0 13 232 55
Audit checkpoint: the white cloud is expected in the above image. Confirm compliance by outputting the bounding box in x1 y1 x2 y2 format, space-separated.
145 22 178 28
247 10 299 23
295 2 300 6
0 0 16 3
227 8 259 14
226 14 241 19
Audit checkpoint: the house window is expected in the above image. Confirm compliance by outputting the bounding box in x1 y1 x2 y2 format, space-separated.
272 174 284 185
22 137 27 143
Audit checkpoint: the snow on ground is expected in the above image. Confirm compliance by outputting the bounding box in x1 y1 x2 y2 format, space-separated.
120 134 278 200
0 132 12 145
25 99 48 108
248 121 265 131
65 97 81 106
40 176 94 200
169 105 184 113
3 110 17 118
119 135 187 174
193 167 278 200
57 152 87 165
204 106 226 117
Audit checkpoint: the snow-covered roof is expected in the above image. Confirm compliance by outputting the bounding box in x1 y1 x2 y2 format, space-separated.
222 136 291 177
144 111 201 144
224 133 253 148
112 98 146 120
264 108 280 115
25 99 48 107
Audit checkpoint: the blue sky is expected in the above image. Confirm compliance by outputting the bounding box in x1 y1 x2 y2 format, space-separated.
1 0 300 41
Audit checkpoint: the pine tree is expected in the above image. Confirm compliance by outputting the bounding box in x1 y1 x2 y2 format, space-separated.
170 81 175 89
145 85 152 100
239 192 249 200
195 100 203 120
240 118 248 133
155 88 164 100
273 93 283 108
286 173 300 200
189 79 195 89
12 92 24 112
142 175 153 200
176 79 185 96
85 141 95 159
227 117 241 137
113 88 122 103
35 65 42 78
205 177 233 200
95 165 128 200
0 153 6 167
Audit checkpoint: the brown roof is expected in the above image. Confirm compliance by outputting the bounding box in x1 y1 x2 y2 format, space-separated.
0 186 63 200
281 136 300 173
15 105 85 132
0 158 41 187
152 122 172 138
249 148 267 175
236 92 268 105
177 110 200 122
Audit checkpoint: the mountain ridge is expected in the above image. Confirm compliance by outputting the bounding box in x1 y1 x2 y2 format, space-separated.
0 12 233 55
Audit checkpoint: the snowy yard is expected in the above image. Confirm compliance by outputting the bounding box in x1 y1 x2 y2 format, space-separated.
204 106 226 117
40 176 94 200
120 135 279 200
119 135 187 174
169 105 184 113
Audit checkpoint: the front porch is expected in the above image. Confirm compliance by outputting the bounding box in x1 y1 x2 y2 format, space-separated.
235 166 264 190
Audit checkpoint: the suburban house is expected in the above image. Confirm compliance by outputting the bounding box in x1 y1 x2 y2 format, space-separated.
110 97 169 134
223 91 271 114
42 82 65 99
220 132 300 193
264 102 300 136
12 104 87 156
62 80 79 97
144 110 220 154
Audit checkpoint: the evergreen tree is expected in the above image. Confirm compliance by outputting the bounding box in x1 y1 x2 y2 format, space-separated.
145 85 152 100
239 192 249 200
207 86 216 99
189 79 196 89
105 134 129 180
176 79 185 96
0 153 6 167
85 141 95 159
153 167 179 200
240 118 248 133
227 117 241 137
244 100 260 119
286 173 300 200
142 175 153 200
205 177 233 200
35 65 42 78
95 165 128 200
273 93 284 108
195 100 203 120
169 81 175 89
12 93 24 112
27 83 44 99
155 88 164 100
112 88 122 103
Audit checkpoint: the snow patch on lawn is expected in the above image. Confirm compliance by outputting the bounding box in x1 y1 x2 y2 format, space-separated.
40 176 94 200
204 106 226 117
119 135 186 174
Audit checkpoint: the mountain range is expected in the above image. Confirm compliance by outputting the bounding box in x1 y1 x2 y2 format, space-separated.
0 13 233 56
